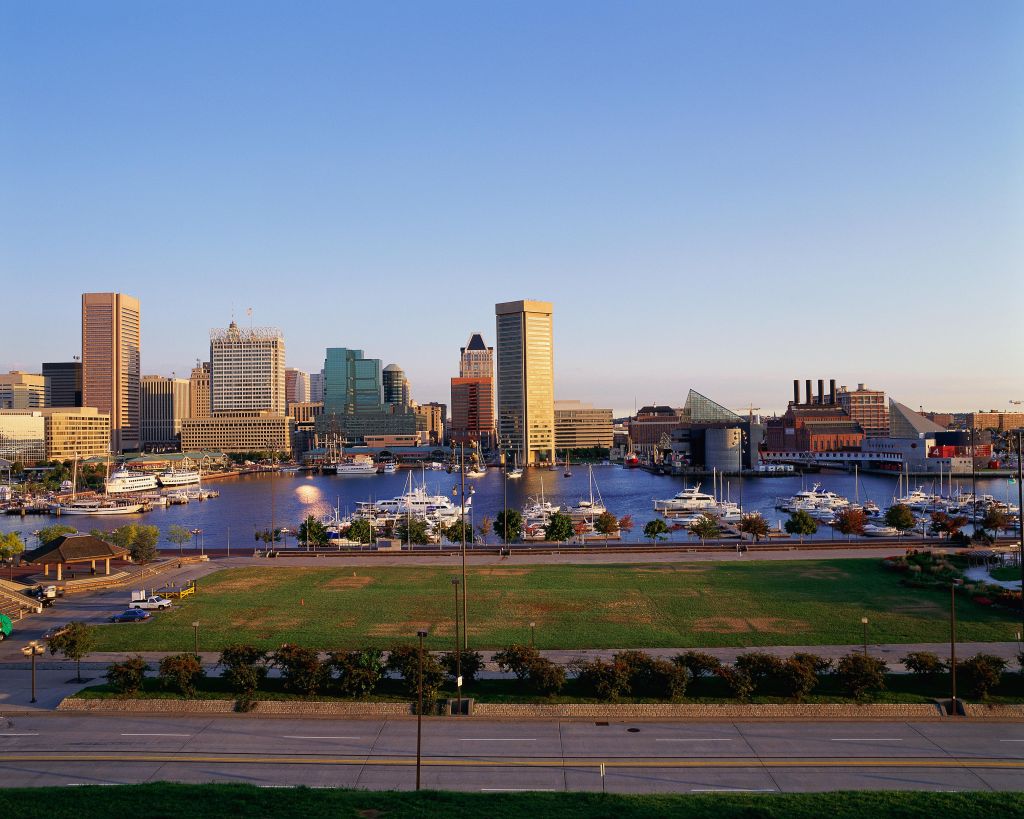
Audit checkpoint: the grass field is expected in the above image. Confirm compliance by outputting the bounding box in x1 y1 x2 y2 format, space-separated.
88 559 1022 652
1 785 1021 818
990 566 1023 582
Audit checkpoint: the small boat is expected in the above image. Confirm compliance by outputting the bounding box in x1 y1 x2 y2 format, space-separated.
563 452 571 478
379 461 399 474
863 523 900 537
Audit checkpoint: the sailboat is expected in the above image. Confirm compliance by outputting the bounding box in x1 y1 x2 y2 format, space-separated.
563 451 572 478
507 450 523 479
566 465 606 519
51 453 145 515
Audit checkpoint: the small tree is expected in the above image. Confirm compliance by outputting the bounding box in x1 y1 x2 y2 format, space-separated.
0 532 25 574
643 518 670 542
572 520 589 541
129 525 160 564
784 510 818 543
476 515 492 544
47 621 96 682
347 519 373 544
982 508 1011 539
617 514 635 537
298 515 329 548
159 653 205 697
397 518 432 545
271 644 326 695
441 649 485 684
901 651 947 677
836 652 887 700
166 524 193 556
594 511 618 536
544 512 574 542
492 645 541 679
689 514 721 545
37 525 76 546
387 643 445 712
738 513 769 543
958 653 1008 700
444 519 474 544
674 651 722 680
495 508 524 543
218 644 268 703
327 649 384 699
106 656 149 695
929 511 968 540
885 503 916 535
834 508 867 541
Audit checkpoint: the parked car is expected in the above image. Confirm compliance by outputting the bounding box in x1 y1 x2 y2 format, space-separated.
42 624 70 641
129 591 172 610
110 609 151 623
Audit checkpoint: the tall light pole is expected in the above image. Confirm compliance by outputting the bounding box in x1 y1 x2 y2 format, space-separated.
192 620 200 655
21 640 44 703
415 628 428 790
1017 430 1023 641
860 617 869 657
451 442 474 650
950 583 958 716
502 435 509 547
452 577 462 716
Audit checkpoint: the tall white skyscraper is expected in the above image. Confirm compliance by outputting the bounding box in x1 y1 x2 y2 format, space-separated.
209 321 286 414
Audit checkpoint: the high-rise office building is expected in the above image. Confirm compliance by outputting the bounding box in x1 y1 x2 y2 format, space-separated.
383 364 410 410
554 400 614 450
42 362 83 407
209 321 286 414
140 375 190 450
82 292 141 452
285 368 311 406
451 332 495 448
189 363 210 418
495 300 554 465
309 370 325 403
460 333 494 378
0 372 46 409
323 348 382 415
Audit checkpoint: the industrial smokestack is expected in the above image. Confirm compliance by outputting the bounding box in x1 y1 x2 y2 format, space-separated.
817 379 824 405
805 379 812 405
793 380 800 406
829 379 836 405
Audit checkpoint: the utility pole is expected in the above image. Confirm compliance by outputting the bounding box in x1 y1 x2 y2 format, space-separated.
452 577 462 716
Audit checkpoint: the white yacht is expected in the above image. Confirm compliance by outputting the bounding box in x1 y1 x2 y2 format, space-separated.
331 458 378 475
777 483 849 513
105 469 159 494
863 523 900 537
51 498 144 515
157 467 201 487
654 483 717 513
379 461 399 474
566 465 607 519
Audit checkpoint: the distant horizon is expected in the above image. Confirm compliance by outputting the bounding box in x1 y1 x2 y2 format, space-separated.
3 2 1021 416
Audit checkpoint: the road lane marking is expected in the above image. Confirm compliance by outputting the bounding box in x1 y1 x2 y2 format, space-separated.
655 738 733 742
280 736 361 740
120 733 191 737
0 733 40 737
481 788 557 792
1000 739 1024 742
460 738 537 742
692 788 775 792
831 738 902 742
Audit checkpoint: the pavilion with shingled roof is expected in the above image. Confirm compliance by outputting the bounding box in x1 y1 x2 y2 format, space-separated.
21 534 129 581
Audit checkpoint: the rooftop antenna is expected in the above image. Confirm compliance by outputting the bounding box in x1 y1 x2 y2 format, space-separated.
247 307 253 330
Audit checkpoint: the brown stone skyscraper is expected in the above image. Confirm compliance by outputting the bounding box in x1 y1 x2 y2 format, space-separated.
81 292 141 452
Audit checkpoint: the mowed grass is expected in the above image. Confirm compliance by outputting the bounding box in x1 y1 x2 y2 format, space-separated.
90 559 1021 652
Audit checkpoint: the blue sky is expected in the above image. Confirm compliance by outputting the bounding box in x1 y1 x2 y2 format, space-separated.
2 1 1022 415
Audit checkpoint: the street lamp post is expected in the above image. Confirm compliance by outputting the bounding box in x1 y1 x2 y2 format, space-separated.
452 577 462 717
530 621 536 648
192 621 200 656
860 617 869 657
416 628 428 790
1017 430 1023 640
21 640 44 703
451 443 474 651
950 583 958 716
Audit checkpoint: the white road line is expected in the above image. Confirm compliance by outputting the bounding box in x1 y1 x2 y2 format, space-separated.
460 738 537 742
1000 739 1024 742
692 788 775 793
120 733 191 737
481 788 557 792
830 738 902 742
0 733 40 737
655 738 733 742
280 736 361 740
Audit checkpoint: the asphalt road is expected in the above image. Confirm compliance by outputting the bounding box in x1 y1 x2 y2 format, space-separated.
2 715 1024 792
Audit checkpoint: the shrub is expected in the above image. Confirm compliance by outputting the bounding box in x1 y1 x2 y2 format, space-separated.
778 656 821 701
440 650 485 684
719 666 754 702
218 644 268 701
674 651 722 679
957 653 1008 700
492 645 542 679
327 650 384 699
387 643 446 710
790 653 832 675
972 596 993 607
106 656 149 695
571 657 632 701
836 653 887 700
158 653 205 697
615 651 688 700
901 651 947 677
523 657 566 697
271 644 326 696
735 652 784 683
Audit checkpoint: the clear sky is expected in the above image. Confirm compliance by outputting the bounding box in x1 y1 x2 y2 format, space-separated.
2 1 1022 416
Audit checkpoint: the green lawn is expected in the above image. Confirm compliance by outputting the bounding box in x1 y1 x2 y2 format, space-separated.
0 785 1021 818
89 559 1021 652
990 566 1023 582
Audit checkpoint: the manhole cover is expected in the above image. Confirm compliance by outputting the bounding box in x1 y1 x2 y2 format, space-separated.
627 728 640 733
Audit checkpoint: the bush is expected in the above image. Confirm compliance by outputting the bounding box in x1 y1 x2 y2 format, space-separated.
218 644 268 701
901 651 947 677
387 643 446 711
492 645 542 679
735 652 784 693
571 657 632 701
440 650 485 684
718 666 754 702
523 657 566 697
972 596 993 607
836 653 887 700
778 657 821 702
615 650 688 700
674 650 722 679
957 653 1008 700
106 656 149 695
158 653 205 697
327 650 384 699
271 644 326 696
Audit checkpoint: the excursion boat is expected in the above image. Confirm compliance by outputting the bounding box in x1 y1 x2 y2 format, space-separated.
51 498 144 515
157 467 201 487
330 458 378 475
105 469 159 494
654 483 717 513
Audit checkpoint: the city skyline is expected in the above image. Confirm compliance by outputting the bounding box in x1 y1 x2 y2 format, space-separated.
2 2 1022 415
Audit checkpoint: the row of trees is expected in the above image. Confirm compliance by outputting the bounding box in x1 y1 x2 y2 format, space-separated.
96 642 1018 706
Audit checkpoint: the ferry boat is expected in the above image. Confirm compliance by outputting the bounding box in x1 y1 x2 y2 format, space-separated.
51 498 145 516
105 469 159 494
654 483 717 513
157 467 201 487
331 458 378 475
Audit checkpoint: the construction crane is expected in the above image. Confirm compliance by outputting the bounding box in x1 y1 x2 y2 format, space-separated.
733 404 761 423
